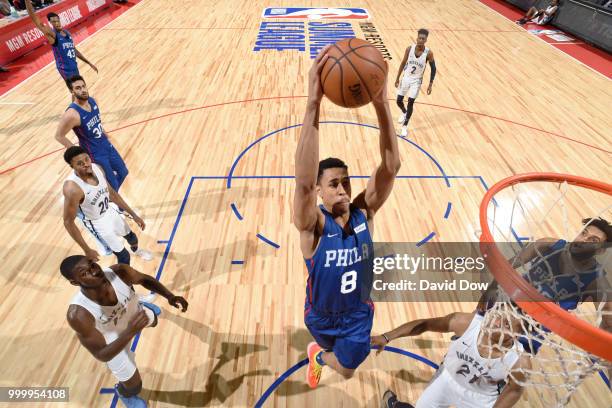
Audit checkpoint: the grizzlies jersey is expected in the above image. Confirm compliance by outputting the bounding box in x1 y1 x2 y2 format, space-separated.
68 97 112 154
66 163 110 221
304 205 374 314
444 313 521 397
70 268 141 344
403 45 429 82
525 239 604 310
52 29 78 78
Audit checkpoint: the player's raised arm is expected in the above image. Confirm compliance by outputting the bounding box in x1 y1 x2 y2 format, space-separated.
355 77 401 217
293 46 330 233
24 0 55 43
55 109 80 148
371 312 474 354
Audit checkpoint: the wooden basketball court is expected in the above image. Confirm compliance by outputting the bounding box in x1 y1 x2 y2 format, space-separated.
0 0 610 407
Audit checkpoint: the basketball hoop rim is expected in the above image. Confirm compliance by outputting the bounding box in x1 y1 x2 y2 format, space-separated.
479 172 612 361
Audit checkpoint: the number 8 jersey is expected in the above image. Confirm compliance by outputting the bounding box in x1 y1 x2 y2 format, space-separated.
69 97 113 154
66 163 110 221
304 205 374 314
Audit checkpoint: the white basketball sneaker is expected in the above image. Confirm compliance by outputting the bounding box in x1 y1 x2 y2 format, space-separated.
133 248 153 261
400 126 409 137
397 112 406 124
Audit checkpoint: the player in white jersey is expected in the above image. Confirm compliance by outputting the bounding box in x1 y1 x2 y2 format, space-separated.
372 311 530 408
60 255 188 408
63 146 152 264
394 29 437 137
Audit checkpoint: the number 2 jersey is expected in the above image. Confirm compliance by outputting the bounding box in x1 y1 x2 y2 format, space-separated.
304 204 374 314
403 44 429 83
68 97 113 155
66 163 109 221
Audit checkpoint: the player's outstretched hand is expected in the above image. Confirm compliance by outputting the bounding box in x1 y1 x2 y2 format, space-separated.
427 82 433 95
394 78 399 88
307 45 331 105
85 247 100 261
134 215 145 230
371 334 389 355
90 63 98 74
169 296 188 312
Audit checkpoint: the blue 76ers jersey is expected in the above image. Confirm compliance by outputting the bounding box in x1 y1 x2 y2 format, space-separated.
526 239 604 310
68 97 113 154
304 205 374 313
52 29 78 77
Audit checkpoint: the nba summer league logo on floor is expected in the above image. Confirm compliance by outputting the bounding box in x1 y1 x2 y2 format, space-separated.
253 7 392 60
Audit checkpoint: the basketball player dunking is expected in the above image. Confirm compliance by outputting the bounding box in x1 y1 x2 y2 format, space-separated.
395 29 436 137
25 0 97 89
372 311 530 408
55 76 129 193
294 46 401 388
60 255 188 408
63 146 151 263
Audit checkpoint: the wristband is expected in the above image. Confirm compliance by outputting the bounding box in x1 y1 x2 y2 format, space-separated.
382 333 390 343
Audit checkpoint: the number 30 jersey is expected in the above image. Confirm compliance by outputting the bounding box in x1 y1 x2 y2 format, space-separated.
304 205 374 314
69 97 113 154
66 163 110 221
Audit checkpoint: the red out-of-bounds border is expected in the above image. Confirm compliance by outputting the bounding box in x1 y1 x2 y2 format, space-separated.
0 0 142 96
479 0 612 78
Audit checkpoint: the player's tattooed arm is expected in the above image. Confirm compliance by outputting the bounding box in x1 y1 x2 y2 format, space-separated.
24 0 55 43
427 51 436 95
112 265 188 312
55 109 80 148
62 181 99 261
67 304 148 362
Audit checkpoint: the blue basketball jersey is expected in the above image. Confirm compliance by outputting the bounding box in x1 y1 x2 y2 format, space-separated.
304 205 374 314
68 97 112 154
52 29 78 78
525 239 604 310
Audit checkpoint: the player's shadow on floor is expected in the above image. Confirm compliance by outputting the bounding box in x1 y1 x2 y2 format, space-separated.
141 345 270 406
153 312 271 405
135 185 274 221
0 98 186 136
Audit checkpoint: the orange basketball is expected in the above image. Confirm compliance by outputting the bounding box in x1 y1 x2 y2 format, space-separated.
321 38 387 108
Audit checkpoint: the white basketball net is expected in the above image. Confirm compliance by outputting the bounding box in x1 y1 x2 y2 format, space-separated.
478 179 611 407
